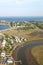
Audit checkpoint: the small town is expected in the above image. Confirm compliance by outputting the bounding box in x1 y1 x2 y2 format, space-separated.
0 32 27 65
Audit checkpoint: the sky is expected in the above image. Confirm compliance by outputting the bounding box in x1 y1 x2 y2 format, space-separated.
0 0 43 16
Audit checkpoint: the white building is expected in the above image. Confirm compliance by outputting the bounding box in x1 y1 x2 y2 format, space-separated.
7 58 13 64
2 39 6 47
1 51 6 57
10 39 14 43
15 36 21 43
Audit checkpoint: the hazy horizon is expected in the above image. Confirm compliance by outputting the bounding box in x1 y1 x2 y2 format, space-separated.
0 0 43 16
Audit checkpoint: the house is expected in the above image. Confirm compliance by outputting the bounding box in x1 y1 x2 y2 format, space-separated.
10 39 14 44
14 36 27 43
8 38 14 44
9 45 12 49
7 57 14 64
15 36 21 43
2 39 6 47
0 59 6 64
1 51 6 58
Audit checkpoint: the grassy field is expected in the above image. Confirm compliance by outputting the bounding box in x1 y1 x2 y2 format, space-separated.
1 28 43 42
31 45 43 65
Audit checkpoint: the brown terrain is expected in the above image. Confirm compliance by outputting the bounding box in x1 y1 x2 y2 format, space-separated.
25 48 39 65
12 29 43 65
31 45 43 65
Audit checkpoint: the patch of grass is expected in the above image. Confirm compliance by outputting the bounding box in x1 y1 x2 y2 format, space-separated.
31 45 43 65
17 26 36 30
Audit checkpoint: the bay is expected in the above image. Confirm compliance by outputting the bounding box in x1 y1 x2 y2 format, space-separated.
0 25 10 30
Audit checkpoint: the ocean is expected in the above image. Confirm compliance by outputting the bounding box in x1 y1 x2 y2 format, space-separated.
0 17 43 22
0 25 10 30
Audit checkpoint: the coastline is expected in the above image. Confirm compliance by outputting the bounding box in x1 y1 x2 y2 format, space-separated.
12 39 43 65
0 26 15 32
0 24 43 65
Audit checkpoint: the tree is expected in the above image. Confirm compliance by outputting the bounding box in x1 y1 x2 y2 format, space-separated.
10 22 13 27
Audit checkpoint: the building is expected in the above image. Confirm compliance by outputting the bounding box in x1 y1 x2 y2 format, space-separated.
2 39 6 47
1 51 6 58
7 57 14 64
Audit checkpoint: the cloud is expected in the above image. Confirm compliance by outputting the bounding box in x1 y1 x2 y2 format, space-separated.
0 0 36 4
11 0 42 4
0 0 11 3
0 0 43 8
0 0 42 4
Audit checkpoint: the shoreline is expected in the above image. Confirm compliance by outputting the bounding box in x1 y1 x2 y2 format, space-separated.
0 26 16 32
12 39 43 65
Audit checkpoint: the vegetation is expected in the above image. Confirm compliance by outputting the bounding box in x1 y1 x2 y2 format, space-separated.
31 45 43 65
34 22 43 29
10 22 13 27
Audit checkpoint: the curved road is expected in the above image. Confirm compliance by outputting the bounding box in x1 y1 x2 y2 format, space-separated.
17 40 43 65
